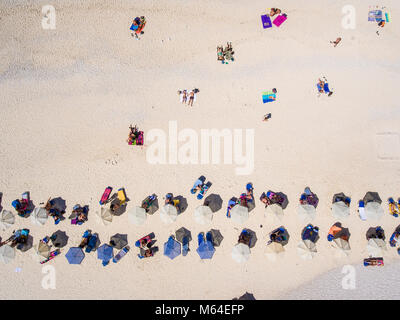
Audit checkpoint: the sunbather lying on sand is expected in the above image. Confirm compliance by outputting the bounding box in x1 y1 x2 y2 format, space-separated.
178 90 188 104
330 37 342 47
217 46 225 63
269 8 281 17
188 90 195 106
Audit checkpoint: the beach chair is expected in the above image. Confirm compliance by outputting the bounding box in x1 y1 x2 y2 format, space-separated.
358 200 367 221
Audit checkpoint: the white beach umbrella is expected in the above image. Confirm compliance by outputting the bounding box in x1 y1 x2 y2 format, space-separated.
97 206 113 225
231 243 250 263
230 205 249 223
35 241 51 258
160 204 178 224
194 205 213 225
332 238 351 257
0 210 15 230
265 204 284 221
367 238 387 257
297 240 317 260
264 242 285 262
128 206 147 225
0 245 15 264
31 207 48 226
365 202 384 220
297 204 316 222
332 201 350 220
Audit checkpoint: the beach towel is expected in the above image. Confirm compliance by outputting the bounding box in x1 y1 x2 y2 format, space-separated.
261 15 272 29
368 10 379 21
385 12 391 22
262 91 276 103
273 14 287 27
358 200 367 221
323 83 330 93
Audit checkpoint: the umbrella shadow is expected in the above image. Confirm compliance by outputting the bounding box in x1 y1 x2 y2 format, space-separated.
174 196 188 214
301 225 320 244
247 200 256 213
234 292 256 300
363 192 382 204
244 228 257 248
18 235 33 252
175 227 192 243
94 233 101 251
209 229 223 247
110 198 127 216
333 222 351 240
266 190 289 210
204 194 223 213
366 226 385 240
51 230 69 248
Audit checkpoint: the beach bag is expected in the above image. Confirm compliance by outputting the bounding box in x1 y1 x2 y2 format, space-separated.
273 14 287 27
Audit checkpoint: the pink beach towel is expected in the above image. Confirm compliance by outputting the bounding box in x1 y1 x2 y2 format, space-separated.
273 14 287 27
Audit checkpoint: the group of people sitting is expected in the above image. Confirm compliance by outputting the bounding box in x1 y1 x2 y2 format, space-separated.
388 197 400 218
178 88 199 106
135 233 156 259
164 193 181 213
259 190 285 208
333 193 351 207
127 125 144 146
267 227 287 245
44 198 65 225
0 229 30 250
141 194 157 213
238 229 252 246
69 204 89 225
302 224 319 243
79 230 99 253
130 16 146 39
226 183 254 217
11 193 31 218
299 187 319 208
327 223 349 242
317 77 333 96
217 42 235 64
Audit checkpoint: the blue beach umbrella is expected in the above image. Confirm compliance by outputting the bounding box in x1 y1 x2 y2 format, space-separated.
196 241 215 259
65 247 85 264
97 244 114 261
164 236 181 260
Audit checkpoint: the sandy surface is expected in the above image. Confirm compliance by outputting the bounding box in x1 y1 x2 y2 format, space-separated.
1 0 400 299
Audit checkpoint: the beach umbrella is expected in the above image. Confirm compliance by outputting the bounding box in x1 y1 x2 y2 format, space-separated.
297 204 316 222
51 230 68 248
297 240 317 260
128 206 147 225
209 229 224 247
35 241 51 258
367 238 387 257
31 207 48 226
97 244 114 261
231 243 250 263
175 227 192 243
0 245 15 264
333 238 351 257
265 204 284 221
264 242 284 262
204 194 223 213
365 202 384 220
196 241 215 259
160 204 178 224
230 205 249 223
65 247 85 264
194 205 213 225
332 201 350 220
110 234 128 249
163 237 181 260
98 206 113 225
0 210 15 230
237 292 256 300
363 192 382 204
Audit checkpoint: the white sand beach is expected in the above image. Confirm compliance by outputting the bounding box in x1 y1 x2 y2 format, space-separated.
1 0 400 299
